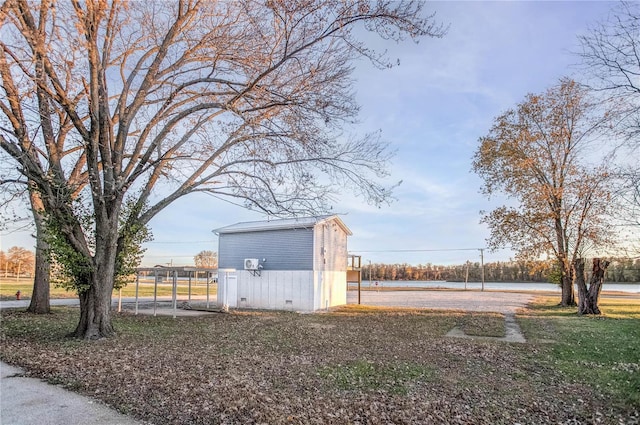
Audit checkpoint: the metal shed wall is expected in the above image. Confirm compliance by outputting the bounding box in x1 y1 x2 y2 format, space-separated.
234 270 315 311
218 228 314 270
313 221 349 272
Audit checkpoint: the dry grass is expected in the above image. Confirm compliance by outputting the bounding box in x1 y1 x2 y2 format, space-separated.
1 303 638 424
0 278 77 300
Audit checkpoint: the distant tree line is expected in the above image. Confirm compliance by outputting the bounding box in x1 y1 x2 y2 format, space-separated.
361 258 640 284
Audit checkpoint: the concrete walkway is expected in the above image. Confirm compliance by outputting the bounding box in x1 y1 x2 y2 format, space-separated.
445 313 527 343
1 362 143 425
0 297 83 310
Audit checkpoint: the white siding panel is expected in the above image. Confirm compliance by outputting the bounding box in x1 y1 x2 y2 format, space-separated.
327 271 347 306
312 271 347 310
293 273 302 310
233 270 315 311
283 272 293 310
268 271 278 309
299 271 314 311
312 271 320 310
256 274 263 307
230 269 345 312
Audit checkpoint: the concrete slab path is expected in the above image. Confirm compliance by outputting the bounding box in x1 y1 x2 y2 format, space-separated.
0 362 143 425
445 313 527 343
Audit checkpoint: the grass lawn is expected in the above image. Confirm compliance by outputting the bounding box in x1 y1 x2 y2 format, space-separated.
519 296 640 411
1 298 639 424
0 278 216 300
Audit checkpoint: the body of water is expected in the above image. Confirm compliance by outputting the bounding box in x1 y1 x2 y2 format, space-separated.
351 280 640 293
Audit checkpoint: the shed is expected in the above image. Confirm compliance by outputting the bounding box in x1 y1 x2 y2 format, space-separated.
213 215 352 312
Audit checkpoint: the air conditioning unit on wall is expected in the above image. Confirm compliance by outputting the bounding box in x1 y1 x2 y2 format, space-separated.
244 258 260 270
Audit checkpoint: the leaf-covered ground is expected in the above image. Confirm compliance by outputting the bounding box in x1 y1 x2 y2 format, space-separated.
1 305 638 425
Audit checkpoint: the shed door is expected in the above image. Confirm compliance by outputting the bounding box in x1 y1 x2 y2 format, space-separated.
222 273 238 308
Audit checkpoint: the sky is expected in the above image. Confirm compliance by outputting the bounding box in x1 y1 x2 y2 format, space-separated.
0 1 621 267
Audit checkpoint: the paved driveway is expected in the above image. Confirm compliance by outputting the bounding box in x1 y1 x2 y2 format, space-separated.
1 363 141 425
347 290 535 314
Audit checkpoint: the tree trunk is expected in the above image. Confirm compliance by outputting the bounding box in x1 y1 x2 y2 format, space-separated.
71 272 115 339
560 274 575 306
575 258 610 315
560 260 576 306
72 287 114 339
71 220 119 339
27 190 50 314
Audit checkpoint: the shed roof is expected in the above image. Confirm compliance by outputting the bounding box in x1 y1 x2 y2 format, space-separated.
213 215 352 236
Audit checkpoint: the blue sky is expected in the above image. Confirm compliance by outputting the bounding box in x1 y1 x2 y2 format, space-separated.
0 1 617 267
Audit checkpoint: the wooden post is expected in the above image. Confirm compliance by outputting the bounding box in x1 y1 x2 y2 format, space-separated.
172 270 177 319
206 273 210 309
480 249 485 292
358 269 361 305
135 273 139 315
464 261 469 290
153 270 158 317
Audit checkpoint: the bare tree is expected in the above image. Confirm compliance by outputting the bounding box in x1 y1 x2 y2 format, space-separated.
472 79 615 307
0 3 83 313
0 176 54 313
0 0 444 338
577 1 640 229
194 250 217 269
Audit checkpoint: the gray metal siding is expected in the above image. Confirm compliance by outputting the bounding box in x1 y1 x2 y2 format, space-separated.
218 228 314 270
